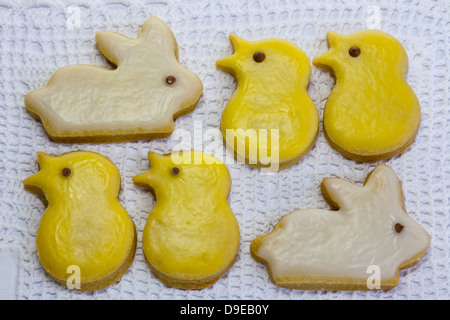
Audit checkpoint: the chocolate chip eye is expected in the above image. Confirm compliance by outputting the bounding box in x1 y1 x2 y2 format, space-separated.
166 75 176 85
171 167 180 176
394 223 404 233
349 46 361 57
62 168 72 177
253 51 265 63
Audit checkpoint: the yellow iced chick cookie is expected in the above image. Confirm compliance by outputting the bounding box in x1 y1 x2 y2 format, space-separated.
313 30 421 162
24 151 136 291
216 35 318 171
133 150 240 289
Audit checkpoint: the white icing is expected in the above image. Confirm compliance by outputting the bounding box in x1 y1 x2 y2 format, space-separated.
25 17 202 134
255 164 430 282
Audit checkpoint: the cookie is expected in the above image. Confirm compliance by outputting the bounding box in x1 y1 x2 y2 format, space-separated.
251 164 430 290
133 150 240 289
23 151 137 291
24 16 203 143
216 34 318 171
313 30 421 162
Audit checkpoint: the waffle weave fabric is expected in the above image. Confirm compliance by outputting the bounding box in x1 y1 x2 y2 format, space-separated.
0 0 448 299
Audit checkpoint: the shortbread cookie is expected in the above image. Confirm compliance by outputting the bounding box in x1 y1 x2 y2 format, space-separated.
25 17 203 143
313 30 420 162
24 151 136 291
251 164 430 290
133 150 240 289
216 34 318 171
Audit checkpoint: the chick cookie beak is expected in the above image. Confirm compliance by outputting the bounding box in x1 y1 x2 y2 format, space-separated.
313 31 346 69
23 171 43 189
312 50 336 70
216 34 248 73
132 172 150 188
216 54 238 73
23 152 53 188
133 151 166 187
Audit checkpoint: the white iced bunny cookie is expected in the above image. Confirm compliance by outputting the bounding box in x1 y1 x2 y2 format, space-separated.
25 17 203 143
251 164 430 291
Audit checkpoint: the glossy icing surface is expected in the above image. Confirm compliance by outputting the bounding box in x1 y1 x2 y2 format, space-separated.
133 151 240 283
313 30 420 159
23 151 135 283
24 17 202 138
252 164 430 284
217 35 318 169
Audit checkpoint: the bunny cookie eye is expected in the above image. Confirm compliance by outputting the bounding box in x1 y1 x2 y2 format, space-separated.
349 46 361 57
165 75 176 85
61 168 72 178
253 51 265 63
394 223 404 233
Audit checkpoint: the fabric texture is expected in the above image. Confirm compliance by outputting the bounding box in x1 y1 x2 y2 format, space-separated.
0 0 448 299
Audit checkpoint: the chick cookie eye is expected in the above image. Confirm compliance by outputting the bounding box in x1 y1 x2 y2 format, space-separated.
253 51 265 63
61 168 72 177
165 75 176 85
171 167 180 176
349 46 361 57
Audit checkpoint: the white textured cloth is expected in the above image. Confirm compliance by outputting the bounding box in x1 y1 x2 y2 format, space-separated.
0 0 448 299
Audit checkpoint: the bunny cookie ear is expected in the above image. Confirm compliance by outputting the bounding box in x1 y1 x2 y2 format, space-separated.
95 31 131 66
139 16 179 59
364 164 399 189
321 177 362 210
364 164 405 203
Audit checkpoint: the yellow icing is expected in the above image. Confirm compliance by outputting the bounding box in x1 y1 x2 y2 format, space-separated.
23 151 135 286
313 30 420 160
133 151 239 286
216 34 318 170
